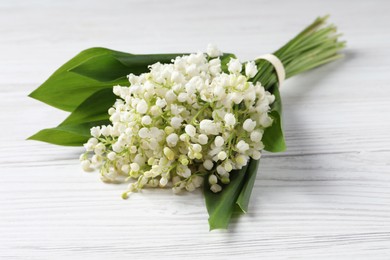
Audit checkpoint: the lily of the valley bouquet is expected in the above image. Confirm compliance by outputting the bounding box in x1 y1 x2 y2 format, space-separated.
29 16 345 230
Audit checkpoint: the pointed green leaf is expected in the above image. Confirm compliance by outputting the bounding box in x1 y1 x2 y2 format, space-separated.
70 52 185 82
69 53 131 82
28 128 87 146
204 164 249 230
29 47 129 112
263 84 286 152
60 88 116 126
29 50 236 146
27 121 108 146
29 48 234 112
113 53 187 74
235 159 260 213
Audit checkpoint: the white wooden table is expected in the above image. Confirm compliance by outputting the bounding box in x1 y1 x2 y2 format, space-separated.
1 0 390 259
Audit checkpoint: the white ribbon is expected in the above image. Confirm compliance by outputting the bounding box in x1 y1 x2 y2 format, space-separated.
255 54 285 87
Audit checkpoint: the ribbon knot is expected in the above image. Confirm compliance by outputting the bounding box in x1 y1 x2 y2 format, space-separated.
255 54 285 87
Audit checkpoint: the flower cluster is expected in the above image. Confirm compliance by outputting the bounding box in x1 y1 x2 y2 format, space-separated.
80 44 275 197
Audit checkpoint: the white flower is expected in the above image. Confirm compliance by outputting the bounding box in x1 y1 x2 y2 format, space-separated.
245 61 258 78
94 143 105 155
113 85 122 96
203 160 214 170
230 93 243 104
223 160 233 172
250 130 263 142
198 134 208 145
210 184 222 193
177 92 188 102
185 124 196 137
121 164 130 173
141 115 152 125
243 119 256 132
81 160 92 171
186 64 197 76
227 58 242 74
82 45 275 195
179 133 189 142
136 99 148 114
177 165 191 178
192 175 203 187
134 154 145 166
164 147 175 160
170 117 183 129
130 163 140 172
224 113 236 127
208 174 218 185
100 125 111 136
214 136 224 147
129 146 137 153
166 133 179 147
236 140 249 152
112 142 124 153
252 150 262 160
185 182 196 192
235 154 248 167
160 177 168 187
107 152 116 161
207 44 222 58
209 58 221 75
199 119 219 135
185 80 197 95
216 165 227 175
138 127 150 138
213 85 225 100
150 105 161 116
84 138 99 151
259 113 273 127
192 144 202 153
165 90 177 103
217 151 227 161
156 98 167 108
90 127 101 138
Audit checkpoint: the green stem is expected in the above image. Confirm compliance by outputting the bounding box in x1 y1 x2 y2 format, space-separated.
191 103 211 124
252 16 345 89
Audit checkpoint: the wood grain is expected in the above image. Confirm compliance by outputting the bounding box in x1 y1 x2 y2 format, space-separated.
1 0 390 259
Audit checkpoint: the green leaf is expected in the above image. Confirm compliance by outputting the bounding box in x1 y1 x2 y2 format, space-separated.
263 84 286 152
28 89 115 147
29 49 236 146
27 121 108 146
29 47 129 112
28 48 185 112
112 52 187 75
60 88 116 126
69 52 185 82
236 159 260 213
28 50 237 147
30 47 235 112
204 164 249 230
68 53 131 82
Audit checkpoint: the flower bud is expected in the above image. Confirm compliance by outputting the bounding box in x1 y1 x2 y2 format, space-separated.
214 136 224 147
210 184 222 193
224 113 236 127
203 160 213 170
243 119 256 132
245 61 258 78
208 174 218 185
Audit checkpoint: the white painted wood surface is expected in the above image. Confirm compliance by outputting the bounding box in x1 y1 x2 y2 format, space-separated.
1 0 390 259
